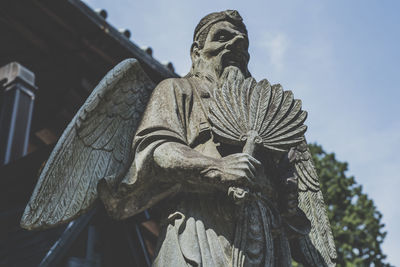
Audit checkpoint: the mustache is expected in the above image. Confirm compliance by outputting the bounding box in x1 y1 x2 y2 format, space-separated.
223 47 249 59
220 50 249 74
221 49 249 64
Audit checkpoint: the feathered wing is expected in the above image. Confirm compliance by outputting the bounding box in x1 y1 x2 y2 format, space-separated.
21 59 155 230
294 139 337 266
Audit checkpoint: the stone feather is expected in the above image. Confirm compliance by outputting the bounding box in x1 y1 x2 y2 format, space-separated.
295 139 337 266
20 59 155 230
209 76 307 152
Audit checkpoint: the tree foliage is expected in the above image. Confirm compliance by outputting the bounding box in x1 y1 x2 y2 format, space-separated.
308 143 391 266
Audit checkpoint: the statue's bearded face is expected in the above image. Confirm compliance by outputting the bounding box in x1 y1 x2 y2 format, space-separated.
191 20 250 78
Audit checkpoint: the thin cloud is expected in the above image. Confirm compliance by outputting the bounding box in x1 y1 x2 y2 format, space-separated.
255 32 289 75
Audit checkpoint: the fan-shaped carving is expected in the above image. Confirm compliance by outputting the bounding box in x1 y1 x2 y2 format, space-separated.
209 76 307 154
208 72 307 201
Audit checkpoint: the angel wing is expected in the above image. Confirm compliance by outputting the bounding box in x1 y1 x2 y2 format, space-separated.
21 59 155 230
294 139 337 266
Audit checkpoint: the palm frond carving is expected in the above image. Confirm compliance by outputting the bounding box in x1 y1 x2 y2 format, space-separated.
209 77 307 154
209 73 307 200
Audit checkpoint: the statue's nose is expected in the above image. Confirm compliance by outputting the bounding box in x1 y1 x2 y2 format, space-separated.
226 35 248 51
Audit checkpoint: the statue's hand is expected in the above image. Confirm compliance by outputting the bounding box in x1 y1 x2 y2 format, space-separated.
201 153 262 190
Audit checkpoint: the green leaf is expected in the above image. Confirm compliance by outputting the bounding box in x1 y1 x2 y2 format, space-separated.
308 143 391 267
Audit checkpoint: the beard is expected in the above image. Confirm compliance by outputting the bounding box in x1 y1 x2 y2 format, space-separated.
190 55 249 85
218 65 246 88
220 50 249 76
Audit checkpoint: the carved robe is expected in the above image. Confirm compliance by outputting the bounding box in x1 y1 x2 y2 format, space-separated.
120 75 293 267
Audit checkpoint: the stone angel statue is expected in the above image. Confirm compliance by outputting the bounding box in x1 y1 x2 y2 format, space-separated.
22 10 337 267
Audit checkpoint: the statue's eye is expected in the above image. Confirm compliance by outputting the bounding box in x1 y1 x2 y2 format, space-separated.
218 35 227 41
215 31 231 42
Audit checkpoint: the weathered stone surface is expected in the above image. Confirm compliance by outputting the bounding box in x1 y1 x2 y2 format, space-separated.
22 9 336 266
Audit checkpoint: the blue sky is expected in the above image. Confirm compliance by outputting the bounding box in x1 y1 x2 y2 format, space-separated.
85 0 400 264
